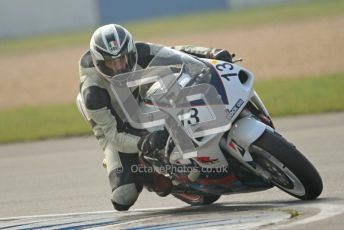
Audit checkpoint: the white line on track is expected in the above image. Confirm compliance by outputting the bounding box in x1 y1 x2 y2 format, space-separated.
1 203 343 229
0 206 179 221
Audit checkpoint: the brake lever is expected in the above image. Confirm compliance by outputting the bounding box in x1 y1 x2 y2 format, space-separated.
231 53 243 63
233 58 243 63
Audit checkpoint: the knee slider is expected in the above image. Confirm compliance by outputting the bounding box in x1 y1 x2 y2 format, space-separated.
111 183 140 208
111 201 131 211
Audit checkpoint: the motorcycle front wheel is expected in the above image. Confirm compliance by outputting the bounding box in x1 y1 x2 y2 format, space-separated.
250 129 323 200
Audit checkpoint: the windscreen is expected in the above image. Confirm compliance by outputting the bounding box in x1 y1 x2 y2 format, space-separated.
109 47 229 152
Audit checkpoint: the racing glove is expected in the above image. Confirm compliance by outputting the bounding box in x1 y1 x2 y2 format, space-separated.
137 130 169 156
209 49 233 63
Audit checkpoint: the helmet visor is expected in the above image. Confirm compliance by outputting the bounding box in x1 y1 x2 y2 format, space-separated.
96 54 130 78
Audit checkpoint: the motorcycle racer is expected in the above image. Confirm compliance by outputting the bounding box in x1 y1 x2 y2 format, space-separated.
77 24 233 211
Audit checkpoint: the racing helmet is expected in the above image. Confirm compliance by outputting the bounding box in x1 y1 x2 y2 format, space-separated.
90 24 137 79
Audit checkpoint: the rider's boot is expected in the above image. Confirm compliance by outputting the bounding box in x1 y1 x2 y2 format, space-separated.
139 172 173 197
151 172 173 197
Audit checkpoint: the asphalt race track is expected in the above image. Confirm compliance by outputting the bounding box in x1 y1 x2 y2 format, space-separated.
0 112 343 229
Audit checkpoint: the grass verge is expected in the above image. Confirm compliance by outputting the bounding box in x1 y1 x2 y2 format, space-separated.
256 72 344 116
0 104 91 144
1 0 343 54
0 72 343 144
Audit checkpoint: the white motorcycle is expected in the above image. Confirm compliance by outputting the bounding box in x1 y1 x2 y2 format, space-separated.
97 47 323 205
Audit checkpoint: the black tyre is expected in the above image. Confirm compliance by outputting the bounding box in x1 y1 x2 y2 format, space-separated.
250 129 323 200
172 193 221 206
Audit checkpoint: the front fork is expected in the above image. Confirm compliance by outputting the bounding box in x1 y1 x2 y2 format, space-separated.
221 93 275 180
248 91 275 128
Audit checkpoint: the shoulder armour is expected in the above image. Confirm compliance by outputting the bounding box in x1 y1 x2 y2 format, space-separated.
79 50 95 68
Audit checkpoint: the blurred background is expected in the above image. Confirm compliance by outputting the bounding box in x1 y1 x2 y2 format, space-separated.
0 0 343 143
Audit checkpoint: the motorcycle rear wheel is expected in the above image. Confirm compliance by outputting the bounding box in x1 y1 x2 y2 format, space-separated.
250 129 323 200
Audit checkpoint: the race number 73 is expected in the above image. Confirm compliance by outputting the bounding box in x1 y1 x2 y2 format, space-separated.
216 63 237 81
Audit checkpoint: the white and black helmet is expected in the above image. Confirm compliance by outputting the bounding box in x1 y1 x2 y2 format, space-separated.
90 24 137 79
